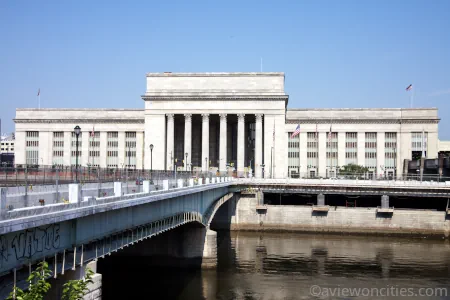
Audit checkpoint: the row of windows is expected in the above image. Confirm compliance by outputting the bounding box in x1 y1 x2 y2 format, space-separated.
288 152 299 158
288 141 300 148
53 141 64 148
26 141 39 147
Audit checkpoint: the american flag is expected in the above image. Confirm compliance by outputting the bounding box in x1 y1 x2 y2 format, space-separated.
328 125 332 142
273 120 275 143
315 123 318 141
290 124 300 138
37 88 40 96
90 126 95 137
406 84 413 91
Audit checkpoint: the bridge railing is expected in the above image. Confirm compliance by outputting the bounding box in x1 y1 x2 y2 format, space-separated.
0 175 235 219
0 165 221 187
237 177 450 189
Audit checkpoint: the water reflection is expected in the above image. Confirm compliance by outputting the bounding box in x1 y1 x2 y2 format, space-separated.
102 231 450 299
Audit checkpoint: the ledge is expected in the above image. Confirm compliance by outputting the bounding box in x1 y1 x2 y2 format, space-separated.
312 205 330 212
376 207 395 213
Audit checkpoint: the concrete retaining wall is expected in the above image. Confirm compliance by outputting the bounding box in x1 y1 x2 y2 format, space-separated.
212 193 450 237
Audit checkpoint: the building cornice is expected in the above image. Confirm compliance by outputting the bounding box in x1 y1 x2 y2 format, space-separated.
141 95 289 101
14 119 145 124
286 119 440 124
145 72 284 77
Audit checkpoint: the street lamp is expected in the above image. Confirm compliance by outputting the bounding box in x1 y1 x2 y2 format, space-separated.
261 163 265 178
150 144 154 183
185 152 188 171
74 125 81 183
205 157 207 173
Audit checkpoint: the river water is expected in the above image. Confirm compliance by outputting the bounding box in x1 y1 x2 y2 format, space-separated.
101 231 450 299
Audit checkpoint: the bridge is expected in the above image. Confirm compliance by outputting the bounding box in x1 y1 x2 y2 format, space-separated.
0 177 450 298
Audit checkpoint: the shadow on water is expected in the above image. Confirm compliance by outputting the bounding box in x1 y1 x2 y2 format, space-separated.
99 229 450 300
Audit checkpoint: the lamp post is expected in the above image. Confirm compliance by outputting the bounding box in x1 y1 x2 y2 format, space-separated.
74 125 81 183
261 163 265 179
185 152 188 172
150 144 154 183
205 157 207 174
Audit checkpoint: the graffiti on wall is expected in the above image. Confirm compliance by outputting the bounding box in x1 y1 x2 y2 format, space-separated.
0 224 61 267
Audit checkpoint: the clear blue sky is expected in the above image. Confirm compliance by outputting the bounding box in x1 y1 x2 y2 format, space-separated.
1 0 450 138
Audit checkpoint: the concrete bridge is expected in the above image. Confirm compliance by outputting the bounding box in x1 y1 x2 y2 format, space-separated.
1 177 450 298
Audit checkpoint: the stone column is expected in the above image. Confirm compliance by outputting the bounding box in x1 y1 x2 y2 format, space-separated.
63 131 71 166
377 132 385 177
118 131 125 168
202 114 210 172
357 132 365 167
255 114 263 178
237 114 245 175
338 132 346 169
81 131 89 167
166 114 175 171
219 114 227 173
135 131 144 169
99 131 107 168
318 132 327 177
184 114 192 170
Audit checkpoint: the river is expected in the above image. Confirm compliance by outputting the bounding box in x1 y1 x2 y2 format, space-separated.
100 231 450 299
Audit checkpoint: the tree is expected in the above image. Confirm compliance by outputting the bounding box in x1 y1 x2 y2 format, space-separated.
339 164 369 176
7 262 94 300
7 261 52 300
61 268 94 300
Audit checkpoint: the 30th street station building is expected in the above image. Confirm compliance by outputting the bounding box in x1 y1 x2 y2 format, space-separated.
13 72 445 178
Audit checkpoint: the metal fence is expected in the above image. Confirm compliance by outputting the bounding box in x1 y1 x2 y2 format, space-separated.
286 172 450 182
0 165 236 187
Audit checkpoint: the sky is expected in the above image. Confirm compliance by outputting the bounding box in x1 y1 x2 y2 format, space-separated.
1 0 450 138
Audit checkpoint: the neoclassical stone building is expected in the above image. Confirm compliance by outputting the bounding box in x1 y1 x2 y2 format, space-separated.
14 72 440 178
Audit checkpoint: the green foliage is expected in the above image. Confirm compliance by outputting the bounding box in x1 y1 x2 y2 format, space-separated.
7 261 52 300
339 164 369 175
7 263 94 300
61 268 94 300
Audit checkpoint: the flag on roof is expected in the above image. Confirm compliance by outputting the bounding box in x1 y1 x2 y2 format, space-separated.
290 124 300 138
37 88 40 96
328 124 332 142
315 123 318 141
406 84 412 91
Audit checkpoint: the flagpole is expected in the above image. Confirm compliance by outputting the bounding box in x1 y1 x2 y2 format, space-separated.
38 94 40 109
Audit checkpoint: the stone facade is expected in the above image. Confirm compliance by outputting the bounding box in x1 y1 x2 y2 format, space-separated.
13 72 443 178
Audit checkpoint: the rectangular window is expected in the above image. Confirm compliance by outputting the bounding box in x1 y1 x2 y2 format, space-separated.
88 131 100 167
385 132 397 169
411 132 428 159
287 132 300 177
307 132 318 170
326 132 338 168
365 132 377 169
345 132 358 165
125 132 137 168
107 132 119 168
71 132 82 166
25 131 39 165
52 132 64 167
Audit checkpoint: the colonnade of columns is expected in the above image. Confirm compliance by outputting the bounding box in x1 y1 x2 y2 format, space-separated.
166 113 264 177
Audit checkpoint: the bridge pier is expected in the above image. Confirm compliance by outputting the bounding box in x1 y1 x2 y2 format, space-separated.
46 261 102 300
182 227 217 268
317 193 325 206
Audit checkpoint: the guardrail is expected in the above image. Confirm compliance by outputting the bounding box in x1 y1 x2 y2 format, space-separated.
0 177 234 221
235 178 450 189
